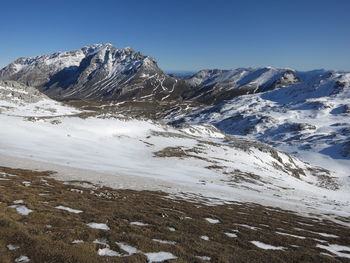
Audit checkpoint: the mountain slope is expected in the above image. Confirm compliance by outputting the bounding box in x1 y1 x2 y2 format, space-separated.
177 71 350 171
0 81 348 218
0 44 188 101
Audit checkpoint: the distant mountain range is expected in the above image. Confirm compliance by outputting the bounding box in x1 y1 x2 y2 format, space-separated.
182 67 301 104
1 43 343 105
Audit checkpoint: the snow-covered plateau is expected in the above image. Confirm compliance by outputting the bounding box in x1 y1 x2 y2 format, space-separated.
0 82 349 223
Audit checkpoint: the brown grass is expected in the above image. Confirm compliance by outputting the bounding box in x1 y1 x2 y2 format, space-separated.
66 100 202 120
0 166 349 263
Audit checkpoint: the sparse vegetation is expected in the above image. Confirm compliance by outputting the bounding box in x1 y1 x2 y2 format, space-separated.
0 166 349 263
67 100 203 120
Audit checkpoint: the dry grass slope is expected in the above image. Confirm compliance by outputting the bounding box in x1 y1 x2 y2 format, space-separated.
0 166 349 263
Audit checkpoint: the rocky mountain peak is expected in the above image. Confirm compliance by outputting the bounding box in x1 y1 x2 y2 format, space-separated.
0 44 188 101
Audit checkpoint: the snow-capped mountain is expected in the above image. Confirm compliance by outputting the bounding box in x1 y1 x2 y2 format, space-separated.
176 70 350 172
184 67 301 104
0 44 188 101
0 81 349 219
0 47 315 106
1 45 331 108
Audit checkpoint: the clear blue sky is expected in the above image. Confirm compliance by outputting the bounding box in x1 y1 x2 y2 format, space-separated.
0 0 349 71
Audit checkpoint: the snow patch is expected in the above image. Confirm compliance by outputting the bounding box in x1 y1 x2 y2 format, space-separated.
87 223 110 230
130 221 149 226
205 218 220 224
152 239 176 245
251 241 286 250
15 256 30 262
7 244 20 250
317 244 350 259
9 205 33 216
98 248 121 257
55 205 83 214
225 232 238 238
72 240 84 244
144 252 177 262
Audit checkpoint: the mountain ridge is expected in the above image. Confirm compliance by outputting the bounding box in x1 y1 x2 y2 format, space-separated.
2 44 349 105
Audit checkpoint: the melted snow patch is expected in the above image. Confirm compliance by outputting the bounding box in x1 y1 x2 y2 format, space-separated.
87 223 110 230
7 244 20 250
276 231 306 239
315 232 339 238
15 256 30 262
298 222 313 227
225 232 238 238
205 218 220 224
317 244 350 259
97 241 176 262
313 238 328 243
55 205 83 214
9 205 33 215
294 228 339 238
251 241 286 250
152 239 176 245
196 255 211 261
98 248 121 257
200 235 210 241
70 188 83 194
0 172 16 177
0 177 10 181
72 240 84 244
116 242 140 255
130 221 149 226
237 224 259 230
144 251 177 262
22 181 31 186
93 238 109 246
168 227 176 232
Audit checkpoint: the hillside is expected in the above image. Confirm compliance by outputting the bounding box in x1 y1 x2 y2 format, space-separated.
175 71 350 174
0 81 348 218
